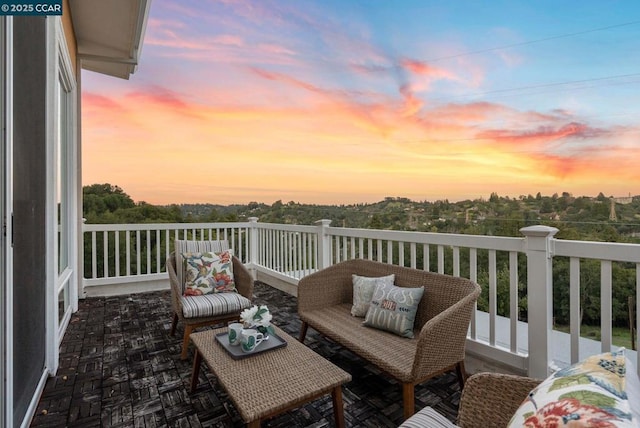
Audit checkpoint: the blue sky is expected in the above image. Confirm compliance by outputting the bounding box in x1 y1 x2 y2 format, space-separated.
82 1 640 204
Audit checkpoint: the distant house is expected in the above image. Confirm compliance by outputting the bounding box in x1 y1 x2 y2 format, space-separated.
0 2 151 426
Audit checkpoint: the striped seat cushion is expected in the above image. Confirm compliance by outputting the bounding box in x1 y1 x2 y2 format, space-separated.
398 407 459 428
180 292 251 319
175 240 230 293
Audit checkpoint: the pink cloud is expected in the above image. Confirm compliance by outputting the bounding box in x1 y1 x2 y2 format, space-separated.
83 93 122 111
401 58 455 80
213 34 244 46
257 43 296 56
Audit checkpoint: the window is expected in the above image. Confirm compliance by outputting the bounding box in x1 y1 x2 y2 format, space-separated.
54 21 75 337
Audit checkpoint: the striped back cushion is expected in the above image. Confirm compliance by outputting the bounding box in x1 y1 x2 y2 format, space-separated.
175 240 230 293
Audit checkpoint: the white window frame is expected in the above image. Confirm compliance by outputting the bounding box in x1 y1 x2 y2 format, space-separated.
45 17 78 374
1 16 14 428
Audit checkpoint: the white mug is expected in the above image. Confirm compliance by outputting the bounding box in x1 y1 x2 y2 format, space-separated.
240 328 264 353
228 322 244 346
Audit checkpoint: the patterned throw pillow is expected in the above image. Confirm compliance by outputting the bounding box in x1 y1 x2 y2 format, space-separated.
175 240 230 293
351 274 395 317
363 282 424 338
182 250 235 296
507 349 635 427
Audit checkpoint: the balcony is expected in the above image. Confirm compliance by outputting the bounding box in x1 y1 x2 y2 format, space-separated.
32 284 462 427
33 219 639 426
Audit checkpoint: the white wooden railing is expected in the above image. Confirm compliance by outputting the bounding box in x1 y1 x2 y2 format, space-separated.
82 222 251 286
82 219 639 379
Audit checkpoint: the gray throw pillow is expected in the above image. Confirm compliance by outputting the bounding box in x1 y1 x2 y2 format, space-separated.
351 274 395 317
363 282 424 338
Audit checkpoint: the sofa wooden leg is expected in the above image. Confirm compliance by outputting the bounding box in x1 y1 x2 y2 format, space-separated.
456 361 467 390
181 325 193 360
402 383 415 420
170 313 178 337
298 321 308 343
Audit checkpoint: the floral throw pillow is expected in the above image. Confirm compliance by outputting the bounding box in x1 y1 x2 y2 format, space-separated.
182 250 235 296
351 274 395 317
363 282 424 338
507 349 635 427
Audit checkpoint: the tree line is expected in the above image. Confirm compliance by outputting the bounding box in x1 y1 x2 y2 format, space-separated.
83 184 638 337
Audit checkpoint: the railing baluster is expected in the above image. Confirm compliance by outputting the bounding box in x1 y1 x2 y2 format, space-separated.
437 245 444 274
509 251 518 353
91 231 97 279
103 231 109 278
398 242 405 267
386 240 393 264
126 231 131 276
570 257 580 363
165 229 170 268
146 230 151 275
453 246 460 276
489 249 497 346
469 248 477 339
115 231 120 277
376 240 382 263
342 236 348 261
410 242 416 269
136 230 141 275
350 237 356 260
156 229 161 274
600 260 612 352
423 244 429 271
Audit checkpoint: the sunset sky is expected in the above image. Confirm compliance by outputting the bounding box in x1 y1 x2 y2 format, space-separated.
82 0 640 205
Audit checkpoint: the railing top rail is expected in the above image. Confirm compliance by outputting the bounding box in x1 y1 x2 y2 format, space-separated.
253 222 317 233
554 239 640 263
326 226 525 252
82 222 251 232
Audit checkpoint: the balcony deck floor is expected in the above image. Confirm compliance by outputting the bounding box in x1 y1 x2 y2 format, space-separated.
31 282 461 427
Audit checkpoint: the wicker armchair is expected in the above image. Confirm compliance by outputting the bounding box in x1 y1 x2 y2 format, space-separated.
166 251 254 359
398 372 541 427
298 258 481 420
457 373 541 427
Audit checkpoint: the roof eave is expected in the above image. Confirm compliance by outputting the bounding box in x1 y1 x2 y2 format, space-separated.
69 0 152 80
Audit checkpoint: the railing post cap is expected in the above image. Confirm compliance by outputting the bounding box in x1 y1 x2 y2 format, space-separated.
315 219 332 226
248 217 259 223
520 225 559 237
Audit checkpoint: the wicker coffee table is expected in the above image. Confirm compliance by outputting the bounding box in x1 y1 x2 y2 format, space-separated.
190 326 351 427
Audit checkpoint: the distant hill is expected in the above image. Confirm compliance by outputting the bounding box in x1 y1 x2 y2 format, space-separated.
83 184 640 243
175 192 640 243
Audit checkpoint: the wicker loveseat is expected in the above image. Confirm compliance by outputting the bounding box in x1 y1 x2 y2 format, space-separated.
297 258 481 420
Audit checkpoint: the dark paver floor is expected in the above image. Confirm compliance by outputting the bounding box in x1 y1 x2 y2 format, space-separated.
31 282 461 427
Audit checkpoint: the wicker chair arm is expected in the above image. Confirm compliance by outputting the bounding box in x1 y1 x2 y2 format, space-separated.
457 373 541 428
166 253 183 316
411 289 478 380
232 256 254 299
298 263 353 312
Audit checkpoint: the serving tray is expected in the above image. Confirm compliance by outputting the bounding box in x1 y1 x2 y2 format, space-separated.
215 331 287 360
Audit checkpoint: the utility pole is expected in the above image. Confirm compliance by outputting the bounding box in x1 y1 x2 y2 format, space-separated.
609 198 617 221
